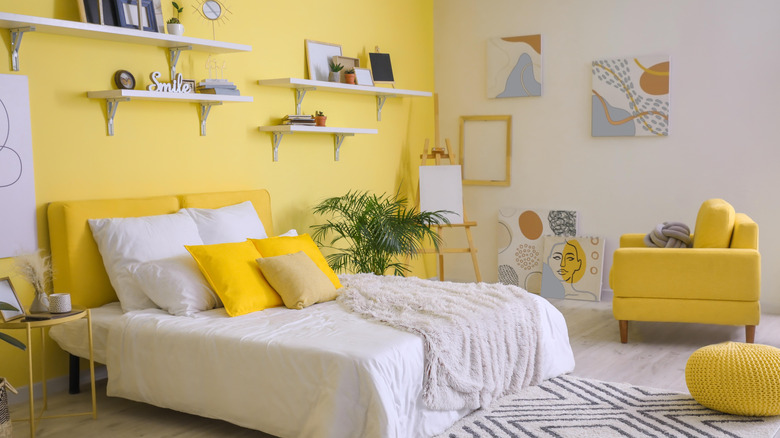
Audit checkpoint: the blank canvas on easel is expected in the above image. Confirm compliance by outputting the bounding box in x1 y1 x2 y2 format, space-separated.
419 165 463 224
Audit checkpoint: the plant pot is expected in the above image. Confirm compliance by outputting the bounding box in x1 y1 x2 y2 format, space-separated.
315 116 327 127
345 73 356 85
329 71 341 82
167 23 184 36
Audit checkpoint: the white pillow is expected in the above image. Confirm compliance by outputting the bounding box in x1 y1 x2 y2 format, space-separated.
135 254 221 316
88 211 204 312
277 229 298 237
181 201 267 245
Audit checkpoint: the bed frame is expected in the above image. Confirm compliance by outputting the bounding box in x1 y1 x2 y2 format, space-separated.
47 189 274 392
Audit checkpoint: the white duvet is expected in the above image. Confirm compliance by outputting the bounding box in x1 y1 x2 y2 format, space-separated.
105 290 574 438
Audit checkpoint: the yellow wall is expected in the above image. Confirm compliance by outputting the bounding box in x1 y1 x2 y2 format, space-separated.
0 0 434 387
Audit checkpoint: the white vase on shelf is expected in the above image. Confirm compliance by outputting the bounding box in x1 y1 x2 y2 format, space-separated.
28 289 49 313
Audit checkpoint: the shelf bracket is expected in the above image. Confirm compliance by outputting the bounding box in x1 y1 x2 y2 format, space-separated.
169 46 192 79
376 95 393 121
294 87 316 115
333 133 354 161
105 97 130 136
199 101 222 136
9 26 35 72
271 132 286 162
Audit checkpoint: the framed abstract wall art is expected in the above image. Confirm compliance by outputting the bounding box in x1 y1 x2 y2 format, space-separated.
592 55 670 137
497 208 578 293
540 236 605 302
487 34 542 98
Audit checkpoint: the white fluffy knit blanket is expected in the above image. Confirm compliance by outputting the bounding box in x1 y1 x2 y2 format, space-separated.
338 274 542 411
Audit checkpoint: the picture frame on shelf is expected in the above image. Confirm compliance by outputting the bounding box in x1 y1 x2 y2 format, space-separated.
369 52 394 85
354 67 374 86
182 79 196 93
78 0 118 26
0 277 24 323
305 39 343 82
151 0 165 33
333 56 360 72
115 0 158 32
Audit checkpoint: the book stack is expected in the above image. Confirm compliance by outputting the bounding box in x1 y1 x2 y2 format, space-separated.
281 114 315 125
196 79 240 96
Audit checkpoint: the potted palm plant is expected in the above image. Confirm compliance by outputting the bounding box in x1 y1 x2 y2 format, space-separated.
311 189 450 276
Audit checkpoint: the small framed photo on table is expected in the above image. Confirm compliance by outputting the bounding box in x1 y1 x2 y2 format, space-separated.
354 68 374 86
0 277 24 322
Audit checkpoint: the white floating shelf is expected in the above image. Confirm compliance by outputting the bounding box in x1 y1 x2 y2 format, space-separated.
0 11 250 72
258 125 378 161
88 90 253 136
258 78 432 120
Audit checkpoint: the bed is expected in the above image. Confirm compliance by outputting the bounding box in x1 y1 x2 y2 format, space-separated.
47 189 575 437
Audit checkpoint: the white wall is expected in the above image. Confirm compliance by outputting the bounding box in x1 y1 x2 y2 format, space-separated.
433 0 780 313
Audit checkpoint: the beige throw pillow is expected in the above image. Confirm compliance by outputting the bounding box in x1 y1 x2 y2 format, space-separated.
256 251 338 309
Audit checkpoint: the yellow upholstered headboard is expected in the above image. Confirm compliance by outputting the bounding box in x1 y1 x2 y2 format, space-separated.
47 190 274 309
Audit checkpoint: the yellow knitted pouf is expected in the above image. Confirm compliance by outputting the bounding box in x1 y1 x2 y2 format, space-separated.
686 342 780 416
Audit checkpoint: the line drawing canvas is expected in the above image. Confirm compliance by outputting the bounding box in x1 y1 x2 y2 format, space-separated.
497 208 577 293
541 236 605 302
0 74 36 258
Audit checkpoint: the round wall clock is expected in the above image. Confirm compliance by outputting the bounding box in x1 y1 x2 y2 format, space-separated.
113 70 136 90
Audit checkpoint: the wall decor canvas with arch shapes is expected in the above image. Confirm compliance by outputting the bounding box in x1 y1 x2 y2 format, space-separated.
497 208 578 293
487 34 542 98
591 55 670 137
541 236 605 302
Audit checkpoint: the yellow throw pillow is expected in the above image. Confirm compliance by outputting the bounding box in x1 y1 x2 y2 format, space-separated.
186 241 282 317
250 234 342 289
257 251 339 309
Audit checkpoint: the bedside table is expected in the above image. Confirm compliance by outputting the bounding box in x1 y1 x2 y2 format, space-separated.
0 307 96 438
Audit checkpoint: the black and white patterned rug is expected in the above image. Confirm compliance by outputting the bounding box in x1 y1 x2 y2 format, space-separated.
438 375 780 438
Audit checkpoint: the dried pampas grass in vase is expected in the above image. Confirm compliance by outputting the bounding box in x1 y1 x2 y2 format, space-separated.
14 250 53 313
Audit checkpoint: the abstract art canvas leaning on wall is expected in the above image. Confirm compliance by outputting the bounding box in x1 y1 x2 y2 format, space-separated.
487 34 542 98
591 55 670 137
497 208 577 293
540 236 605 302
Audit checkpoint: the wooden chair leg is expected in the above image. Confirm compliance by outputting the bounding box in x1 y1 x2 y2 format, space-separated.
745 325 756 343
619 320 628 344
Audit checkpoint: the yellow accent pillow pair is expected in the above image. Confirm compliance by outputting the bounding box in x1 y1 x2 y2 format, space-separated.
187 234 341 316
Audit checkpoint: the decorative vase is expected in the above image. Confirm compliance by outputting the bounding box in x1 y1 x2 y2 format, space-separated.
329 71 340 82
315 116 327 127
29 289 49 314
345 73 356 85
167 23 184 36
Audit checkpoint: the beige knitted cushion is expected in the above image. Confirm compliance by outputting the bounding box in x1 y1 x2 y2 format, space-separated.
685 342 780 416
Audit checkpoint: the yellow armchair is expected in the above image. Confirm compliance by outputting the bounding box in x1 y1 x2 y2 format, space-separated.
610 199 760 343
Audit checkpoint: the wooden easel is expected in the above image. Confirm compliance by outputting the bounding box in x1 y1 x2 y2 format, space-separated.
418 137 482 282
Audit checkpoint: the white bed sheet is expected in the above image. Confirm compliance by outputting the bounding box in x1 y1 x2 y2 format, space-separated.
102 292 574 438
49 302 124 364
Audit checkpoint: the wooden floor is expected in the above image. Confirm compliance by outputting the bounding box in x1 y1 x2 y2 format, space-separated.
9 297 780 437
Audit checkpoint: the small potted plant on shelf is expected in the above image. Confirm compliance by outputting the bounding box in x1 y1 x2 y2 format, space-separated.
328 61 344 82
344 68 356 85
314 110 327 127
167 1 184 36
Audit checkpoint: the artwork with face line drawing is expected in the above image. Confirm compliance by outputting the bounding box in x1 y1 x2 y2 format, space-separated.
497 208 578 293
541 236 605 302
